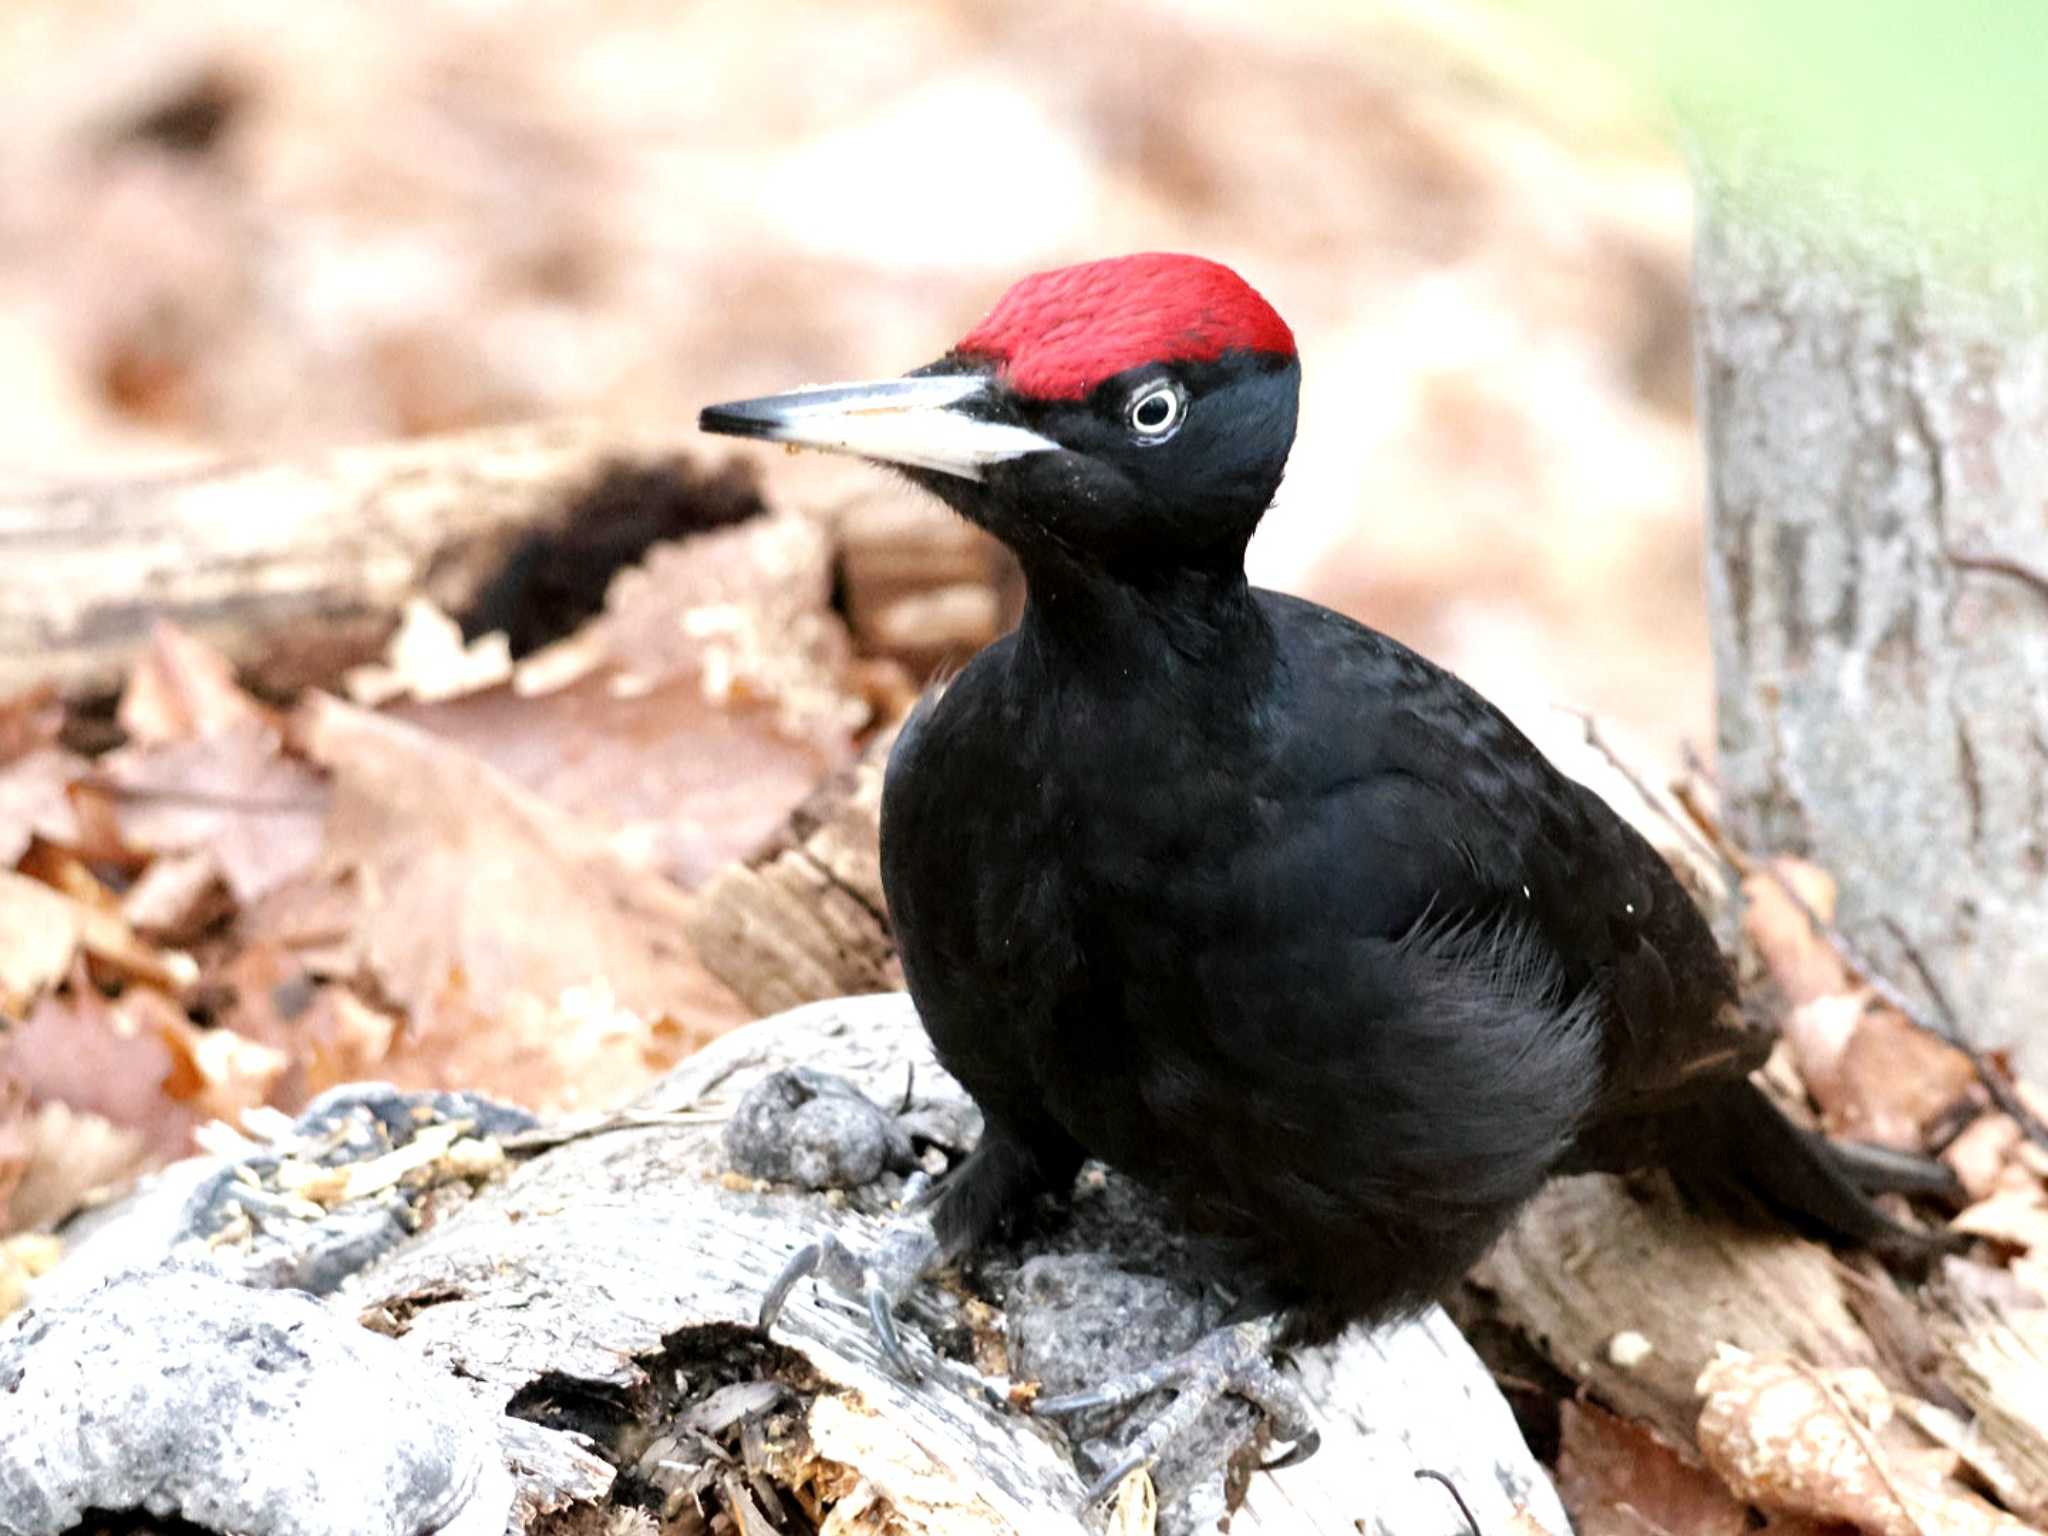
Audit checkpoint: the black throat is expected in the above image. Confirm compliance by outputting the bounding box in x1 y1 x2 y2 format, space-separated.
1013 555 1275 698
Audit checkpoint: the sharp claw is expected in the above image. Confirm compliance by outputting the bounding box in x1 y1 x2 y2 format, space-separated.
1261 1427 1319 1470
1036 1313 1315 1507
755 1218 943 1389
867 1280 923 1382
1081 1449 1149 1507
1032 1383 1131 1417
758 1241 822 1331
759 1240 923 1381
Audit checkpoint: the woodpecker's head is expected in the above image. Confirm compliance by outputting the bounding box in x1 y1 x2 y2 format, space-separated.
699 254 1299 575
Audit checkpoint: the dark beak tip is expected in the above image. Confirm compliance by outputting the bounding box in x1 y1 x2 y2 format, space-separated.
698 400 779 441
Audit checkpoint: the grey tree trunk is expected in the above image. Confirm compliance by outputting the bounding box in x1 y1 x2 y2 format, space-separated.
1694 173 2048 1074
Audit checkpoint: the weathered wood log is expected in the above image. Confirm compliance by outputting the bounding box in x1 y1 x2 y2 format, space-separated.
1933 1293 2048 1523
683 746 902 1017
0 420 711 699
0 426 1025 718
0 996 1569 1536
1466 1173 1893 1448
833 493 1022 678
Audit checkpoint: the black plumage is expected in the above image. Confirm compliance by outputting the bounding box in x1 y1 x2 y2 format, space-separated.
701 252 1940 1490
883 572 1913 1330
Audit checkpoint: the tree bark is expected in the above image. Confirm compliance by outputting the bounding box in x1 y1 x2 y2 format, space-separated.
683 750 904 1017
1695 174 2048 1075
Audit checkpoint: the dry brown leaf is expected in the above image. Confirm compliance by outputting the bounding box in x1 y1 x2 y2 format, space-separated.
1738 855 1975 1158
200 938 315 1023
0 1232 62 1317
378 509 867 890
1953 1190 2048 1256
0 1071 28 1228
1743 859 1852 1009
0 870 83 1013
516 509 865 752
17 841 120 911
7 980 199 1163
121 848 231 941
1948 1116 2032 1204
3 837 197 1004
245 695 745 1106
381 981 696 1112
292 693 739 1023
0 746 89 866
211 959 399 1111
3 1101 149 1234
142 989 290 1128
292 987 401 1099
0 686 62 765
1558 1399 1748 1536
1825 1005 1979 1152
117 620 275 744
1780 991 1864 1114
61 776 134 868
1697 1348 2035 1536
96 720 329 903
389 670 842 889
5 971 283 1201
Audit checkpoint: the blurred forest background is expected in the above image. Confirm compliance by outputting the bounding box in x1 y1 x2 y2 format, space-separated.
0 0 1706 755
11 11 2048 1535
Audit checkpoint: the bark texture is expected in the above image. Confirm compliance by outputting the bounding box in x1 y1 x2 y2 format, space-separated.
1695 184 2048 1073
684 751 905 1017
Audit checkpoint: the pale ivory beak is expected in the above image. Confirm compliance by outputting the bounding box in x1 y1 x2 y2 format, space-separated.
698 374 1056 482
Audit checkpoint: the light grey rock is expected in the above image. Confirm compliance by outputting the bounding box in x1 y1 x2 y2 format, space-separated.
0 1267 512 1536
722 1065 914 1189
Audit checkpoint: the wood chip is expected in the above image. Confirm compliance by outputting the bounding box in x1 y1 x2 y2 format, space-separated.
1699 1348 2034 1536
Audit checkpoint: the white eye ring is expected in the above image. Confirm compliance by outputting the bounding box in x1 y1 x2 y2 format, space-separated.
1127 382 1185 439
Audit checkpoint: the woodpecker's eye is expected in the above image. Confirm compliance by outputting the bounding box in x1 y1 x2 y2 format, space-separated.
1126 382 1185 440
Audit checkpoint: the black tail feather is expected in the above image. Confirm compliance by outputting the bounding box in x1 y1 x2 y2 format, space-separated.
1660 1081 1963 1259
1825 1136 1965 1201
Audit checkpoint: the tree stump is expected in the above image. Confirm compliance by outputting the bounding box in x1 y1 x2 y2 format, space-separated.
1694 170 2048 1073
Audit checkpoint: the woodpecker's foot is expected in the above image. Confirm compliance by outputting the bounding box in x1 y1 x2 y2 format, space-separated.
757 1217 942 1381
1031 1313 1318 1506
